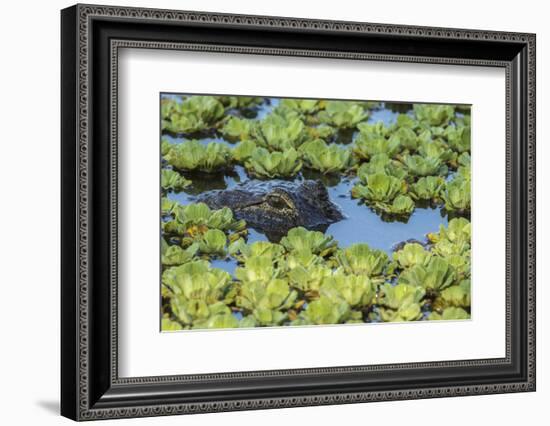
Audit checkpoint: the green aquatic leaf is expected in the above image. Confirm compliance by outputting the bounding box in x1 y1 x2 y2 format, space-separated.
320 274 375 308
161 243 199 266
438 279 471 308
353 133 401 160
216 96 263 109
397 257 456 292
374 195 415 216
282 249 324 270
417 140 456 163
232 140 257 162
442 176 471 212
161 138 174 156
161 169 191 192
378 283 425 322
318 101 369 129
253 114 307 151
245 147 302 178
429 307 470 321
404 154 445 177
193 313 240 329
220 116 256 141
198 229 227 256
287 264 334 294
236 278 298 326
357 154 408 180
299 139 351 174
335 243 389 277
280 227 338 256
445 124 471 153
395 113 417 129
306 124 337 141
280 98 321 114
357 121 390 137
161 317 183 331
228 239 284 263
389 126 418 151
410 176 445 201
429 217 471 246
165 140 231 172
173 202 244 233
163 96 225 134
351 173 404 203
296 296 351 325
393 243 432 269
413 104 455 126
235 256 280 283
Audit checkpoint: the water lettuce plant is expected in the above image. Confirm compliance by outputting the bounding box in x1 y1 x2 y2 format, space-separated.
169 202 246 237
442 176 471 212
318 101 369 129
236 278 298 326
231 140 257 163
410 176 445 202
403 154 446 177
413 104 455 127
220 116 256 141
228 239 285 263
299 139 352 174
392 243 432 269
235 256 281 283
397 257 456 292
245 147 302 178
437 279 471 309
164 140 231 172
378 283 425 322
198 229 227 256
287 264 334 295
293 296 352 325
356 155 408 180
280 227 337 257
444 124 471 153
279 98 321 115
253 114 308 151
351 173 405 203
217 96 264 110
161 169 191 192
373 194 415 216
388 126 418 152
353 133 401 160
320 274 376 309
428 307 470 321
335 243 389 278
163 260 237 328
163 96 225 134
161 242 199 266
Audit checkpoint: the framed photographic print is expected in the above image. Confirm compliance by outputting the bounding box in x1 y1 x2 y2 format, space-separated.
61 4 536 421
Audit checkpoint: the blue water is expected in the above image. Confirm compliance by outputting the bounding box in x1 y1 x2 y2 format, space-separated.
163 97 448 276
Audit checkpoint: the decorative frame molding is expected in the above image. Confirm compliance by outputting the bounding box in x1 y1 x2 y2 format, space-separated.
61 4 536 421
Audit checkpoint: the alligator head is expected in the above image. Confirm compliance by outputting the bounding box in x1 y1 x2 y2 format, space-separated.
197 180 344 241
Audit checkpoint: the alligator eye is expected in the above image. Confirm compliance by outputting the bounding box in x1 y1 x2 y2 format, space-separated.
266 194 290 209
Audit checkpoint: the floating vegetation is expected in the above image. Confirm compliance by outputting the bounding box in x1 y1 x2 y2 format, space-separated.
159 94 471 330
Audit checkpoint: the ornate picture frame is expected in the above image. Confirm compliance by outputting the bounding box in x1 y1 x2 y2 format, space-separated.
61 4 535 421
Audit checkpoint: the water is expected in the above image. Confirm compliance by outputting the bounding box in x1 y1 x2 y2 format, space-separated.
163 97 449 276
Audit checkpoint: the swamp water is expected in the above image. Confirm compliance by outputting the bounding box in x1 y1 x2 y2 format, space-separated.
163 98 448 276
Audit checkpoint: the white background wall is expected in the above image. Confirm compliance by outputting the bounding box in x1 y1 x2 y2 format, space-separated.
0 0 546 424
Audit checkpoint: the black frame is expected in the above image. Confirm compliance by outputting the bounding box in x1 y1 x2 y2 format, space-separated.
61 4 536 421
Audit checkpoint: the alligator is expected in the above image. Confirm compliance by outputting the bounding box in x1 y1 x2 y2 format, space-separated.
197 180 344 241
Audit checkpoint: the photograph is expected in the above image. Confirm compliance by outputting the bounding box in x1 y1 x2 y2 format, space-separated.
159 94 472 331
